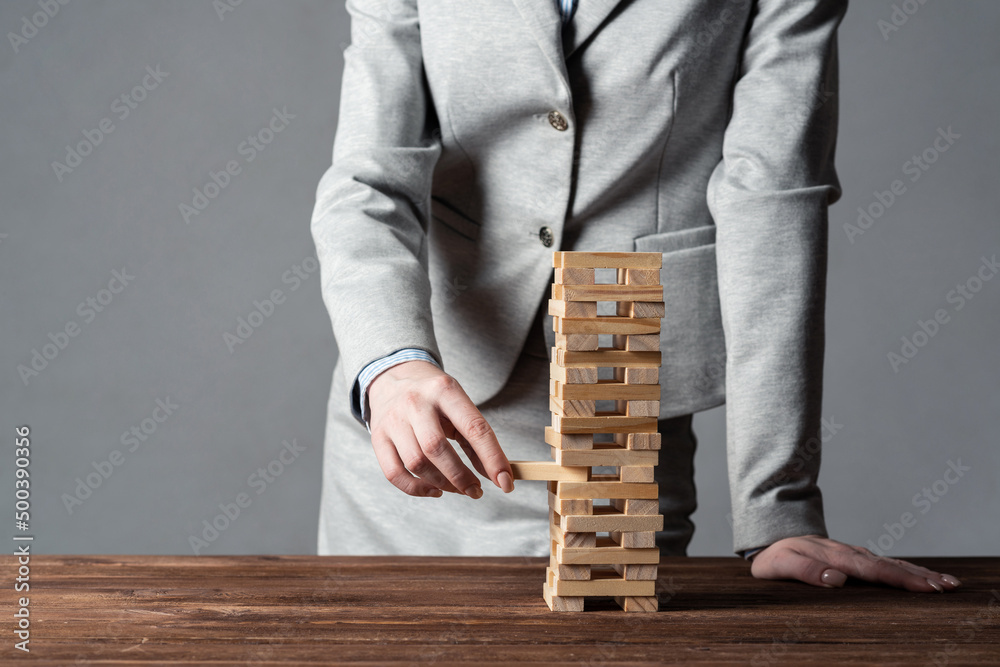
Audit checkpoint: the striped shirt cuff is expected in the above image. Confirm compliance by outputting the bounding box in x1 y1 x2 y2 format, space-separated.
355 348 441 432
742 546 766 561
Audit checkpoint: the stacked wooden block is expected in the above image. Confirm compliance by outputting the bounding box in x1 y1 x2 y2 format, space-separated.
510 251 664 612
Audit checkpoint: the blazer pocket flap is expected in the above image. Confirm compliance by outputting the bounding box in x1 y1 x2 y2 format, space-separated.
431 196 481 241
633 225 716 254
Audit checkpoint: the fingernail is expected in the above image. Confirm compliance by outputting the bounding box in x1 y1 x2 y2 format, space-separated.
465 485 483 499
941 574 961 587
426 489 443 498
497 471 514 493
927 578 944 593
821 569 846 587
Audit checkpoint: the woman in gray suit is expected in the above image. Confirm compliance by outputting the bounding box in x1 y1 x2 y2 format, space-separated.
311 0 958 593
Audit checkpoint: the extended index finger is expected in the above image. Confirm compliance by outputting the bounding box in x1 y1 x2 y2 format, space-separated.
437 383 513 492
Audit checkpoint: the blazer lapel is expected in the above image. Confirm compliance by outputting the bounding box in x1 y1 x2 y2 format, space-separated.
509 0 569 91
562 0 624 59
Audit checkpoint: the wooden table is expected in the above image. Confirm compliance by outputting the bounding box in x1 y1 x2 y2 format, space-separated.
9 555 999 665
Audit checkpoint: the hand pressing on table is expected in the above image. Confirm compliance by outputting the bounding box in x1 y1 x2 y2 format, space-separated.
750 534 962 593
367 360 515 499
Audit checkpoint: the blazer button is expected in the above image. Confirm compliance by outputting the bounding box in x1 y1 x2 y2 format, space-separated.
547 110 568 131
539 226 554 247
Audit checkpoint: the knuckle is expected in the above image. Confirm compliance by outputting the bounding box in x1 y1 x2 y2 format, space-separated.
401 390 423 410
404 454 429 475
429 373 458 394
463 415 493 442
421 437 450 459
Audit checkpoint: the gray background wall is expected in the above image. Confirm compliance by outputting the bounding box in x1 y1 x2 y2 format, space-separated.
1 1 996 557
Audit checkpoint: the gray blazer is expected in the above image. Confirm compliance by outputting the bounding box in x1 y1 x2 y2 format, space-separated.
311 0 846 553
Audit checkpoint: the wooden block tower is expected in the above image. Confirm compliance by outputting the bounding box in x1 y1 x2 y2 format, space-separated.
510 251 664 612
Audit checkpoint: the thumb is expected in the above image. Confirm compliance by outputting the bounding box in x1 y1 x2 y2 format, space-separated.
753 550 847 588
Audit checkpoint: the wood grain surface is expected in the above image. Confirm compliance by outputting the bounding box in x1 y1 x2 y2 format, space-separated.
6 555 999 665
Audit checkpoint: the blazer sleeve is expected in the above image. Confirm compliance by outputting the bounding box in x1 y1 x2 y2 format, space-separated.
706 0 847 554
310 0 444 405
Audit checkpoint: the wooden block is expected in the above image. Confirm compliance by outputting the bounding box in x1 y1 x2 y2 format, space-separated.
510 461 589 482
610 531 656 548
550 553 591 580
615 399 659 417
612 498 660 515
543 579 584 612
556 349 660 368
556 481 658 500
555 446 658 467
550 569 656 597
625 269 661 285
614 432 662 450
549 362 599 385
556 538 661 565
553 251 662 270
616 300 665 319
548 299 597 319
561 506 663 532
552 283 663 303
548 491 593 516
620 466 655 483
550 522 598 548
554 379 660 401
552 414 658 435
554 332 599 351
549 395 596 417
613 366 659 384
545 426 593 450
612 563 659 581
554 267 595 284
553 316 660 336
614 595 659 612
611 333 660 352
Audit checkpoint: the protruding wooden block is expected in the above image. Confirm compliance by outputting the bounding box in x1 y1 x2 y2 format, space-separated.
554 267 595 285
616 399 659 417
614 595 659 612
510 461 589 482
550 522 598 548
553 251 662 270
545 426 593 451
555 332 599 351
610 530 656 548
612 333 660 352
550 395 597 417
548 299 598 319
550 553 591 580
620 466 655 483
543 582 585 612
615 432 662 450
552 284 664 303
613 366 659 384
556 481 659 500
